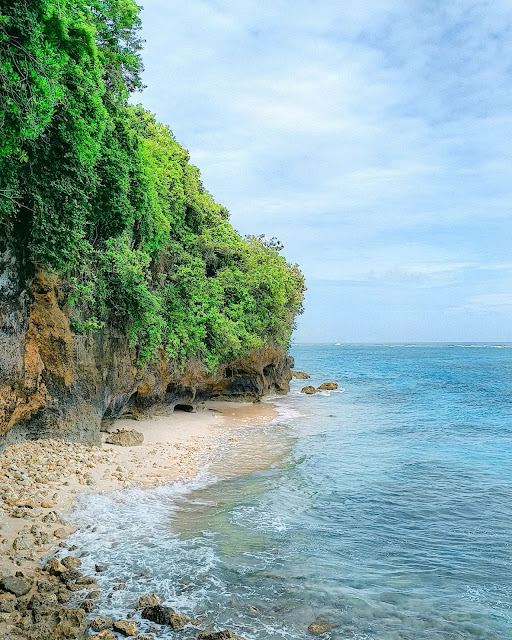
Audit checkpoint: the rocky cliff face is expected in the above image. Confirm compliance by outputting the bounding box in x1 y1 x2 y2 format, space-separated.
0 262 293 450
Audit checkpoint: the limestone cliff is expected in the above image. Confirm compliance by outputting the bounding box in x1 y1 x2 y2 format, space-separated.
0 261 293 449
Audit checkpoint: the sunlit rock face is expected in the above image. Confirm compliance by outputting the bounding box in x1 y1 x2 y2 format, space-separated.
0 267 292 449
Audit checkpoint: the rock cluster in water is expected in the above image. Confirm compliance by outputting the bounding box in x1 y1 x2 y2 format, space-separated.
0 553 249 640
300 382 338 394
291 371 310 379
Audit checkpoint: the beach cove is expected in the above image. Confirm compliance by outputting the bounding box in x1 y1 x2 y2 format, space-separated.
2 345 512 639
0 400 277 639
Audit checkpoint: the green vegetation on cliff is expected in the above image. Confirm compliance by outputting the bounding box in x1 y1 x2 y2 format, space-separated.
0 0 305 368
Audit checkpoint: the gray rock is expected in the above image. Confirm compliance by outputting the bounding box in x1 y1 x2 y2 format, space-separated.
105 430 144 447
0 593 17 613
141 604 175 625
75 575 95 586
95 631 116 640
56 590 72 604
0 574 32 596
37 578 59 594
45 558 67 576
12 534 32 551
24 606 88 640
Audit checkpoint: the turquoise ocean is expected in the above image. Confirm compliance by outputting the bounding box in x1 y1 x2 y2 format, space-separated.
66 344 512 639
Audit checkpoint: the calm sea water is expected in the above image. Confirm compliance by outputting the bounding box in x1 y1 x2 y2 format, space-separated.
67 344 512 639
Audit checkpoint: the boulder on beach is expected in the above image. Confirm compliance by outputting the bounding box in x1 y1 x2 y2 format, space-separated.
291 371 310 379
317 382 338 391
12 533 32 550
0 592 17 612
113 619 139 636
105 429 144 447
301 386 317 395
0 573 33 596
25 606 88 640
90 617 114 632
45 559 67 576
61 556 81 570
95 631 116 640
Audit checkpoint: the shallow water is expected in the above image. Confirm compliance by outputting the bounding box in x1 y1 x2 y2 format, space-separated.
66 344 512 639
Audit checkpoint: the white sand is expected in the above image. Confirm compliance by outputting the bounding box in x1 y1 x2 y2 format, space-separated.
0 401 276 579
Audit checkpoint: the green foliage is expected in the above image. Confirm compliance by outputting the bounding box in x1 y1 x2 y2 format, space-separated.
0 0 305 368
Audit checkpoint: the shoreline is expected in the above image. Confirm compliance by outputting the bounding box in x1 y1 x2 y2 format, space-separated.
0 400 277 637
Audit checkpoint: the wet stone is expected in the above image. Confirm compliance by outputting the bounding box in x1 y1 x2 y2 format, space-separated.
45 558 67 576
141 604 175 626
61 556 81 570
308 622 337 635
80 598 95 613
95 631 116 640
301 386 317 395
317 382 338 391
90 616 113 631
56 590 72 604
113 619 138 636
137 594 160 609
197 631 234 640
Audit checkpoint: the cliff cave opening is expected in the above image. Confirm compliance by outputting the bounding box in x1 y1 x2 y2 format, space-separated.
174 404 194 413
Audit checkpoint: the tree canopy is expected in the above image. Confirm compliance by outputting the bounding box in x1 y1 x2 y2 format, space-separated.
0 0 305 368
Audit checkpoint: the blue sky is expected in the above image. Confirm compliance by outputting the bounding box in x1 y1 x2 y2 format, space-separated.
136 0 512 342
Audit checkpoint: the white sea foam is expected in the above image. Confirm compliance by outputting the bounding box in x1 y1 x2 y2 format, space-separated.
59 468 224 636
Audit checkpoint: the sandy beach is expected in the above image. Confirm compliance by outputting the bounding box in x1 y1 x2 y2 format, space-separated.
0 400 276 636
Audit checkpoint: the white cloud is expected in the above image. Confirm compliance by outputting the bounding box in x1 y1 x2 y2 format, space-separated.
137 0 512 340
450 294 512 314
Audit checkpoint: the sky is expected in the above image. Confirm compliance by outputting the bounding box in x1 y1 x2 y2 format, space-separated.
135 0 512 343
